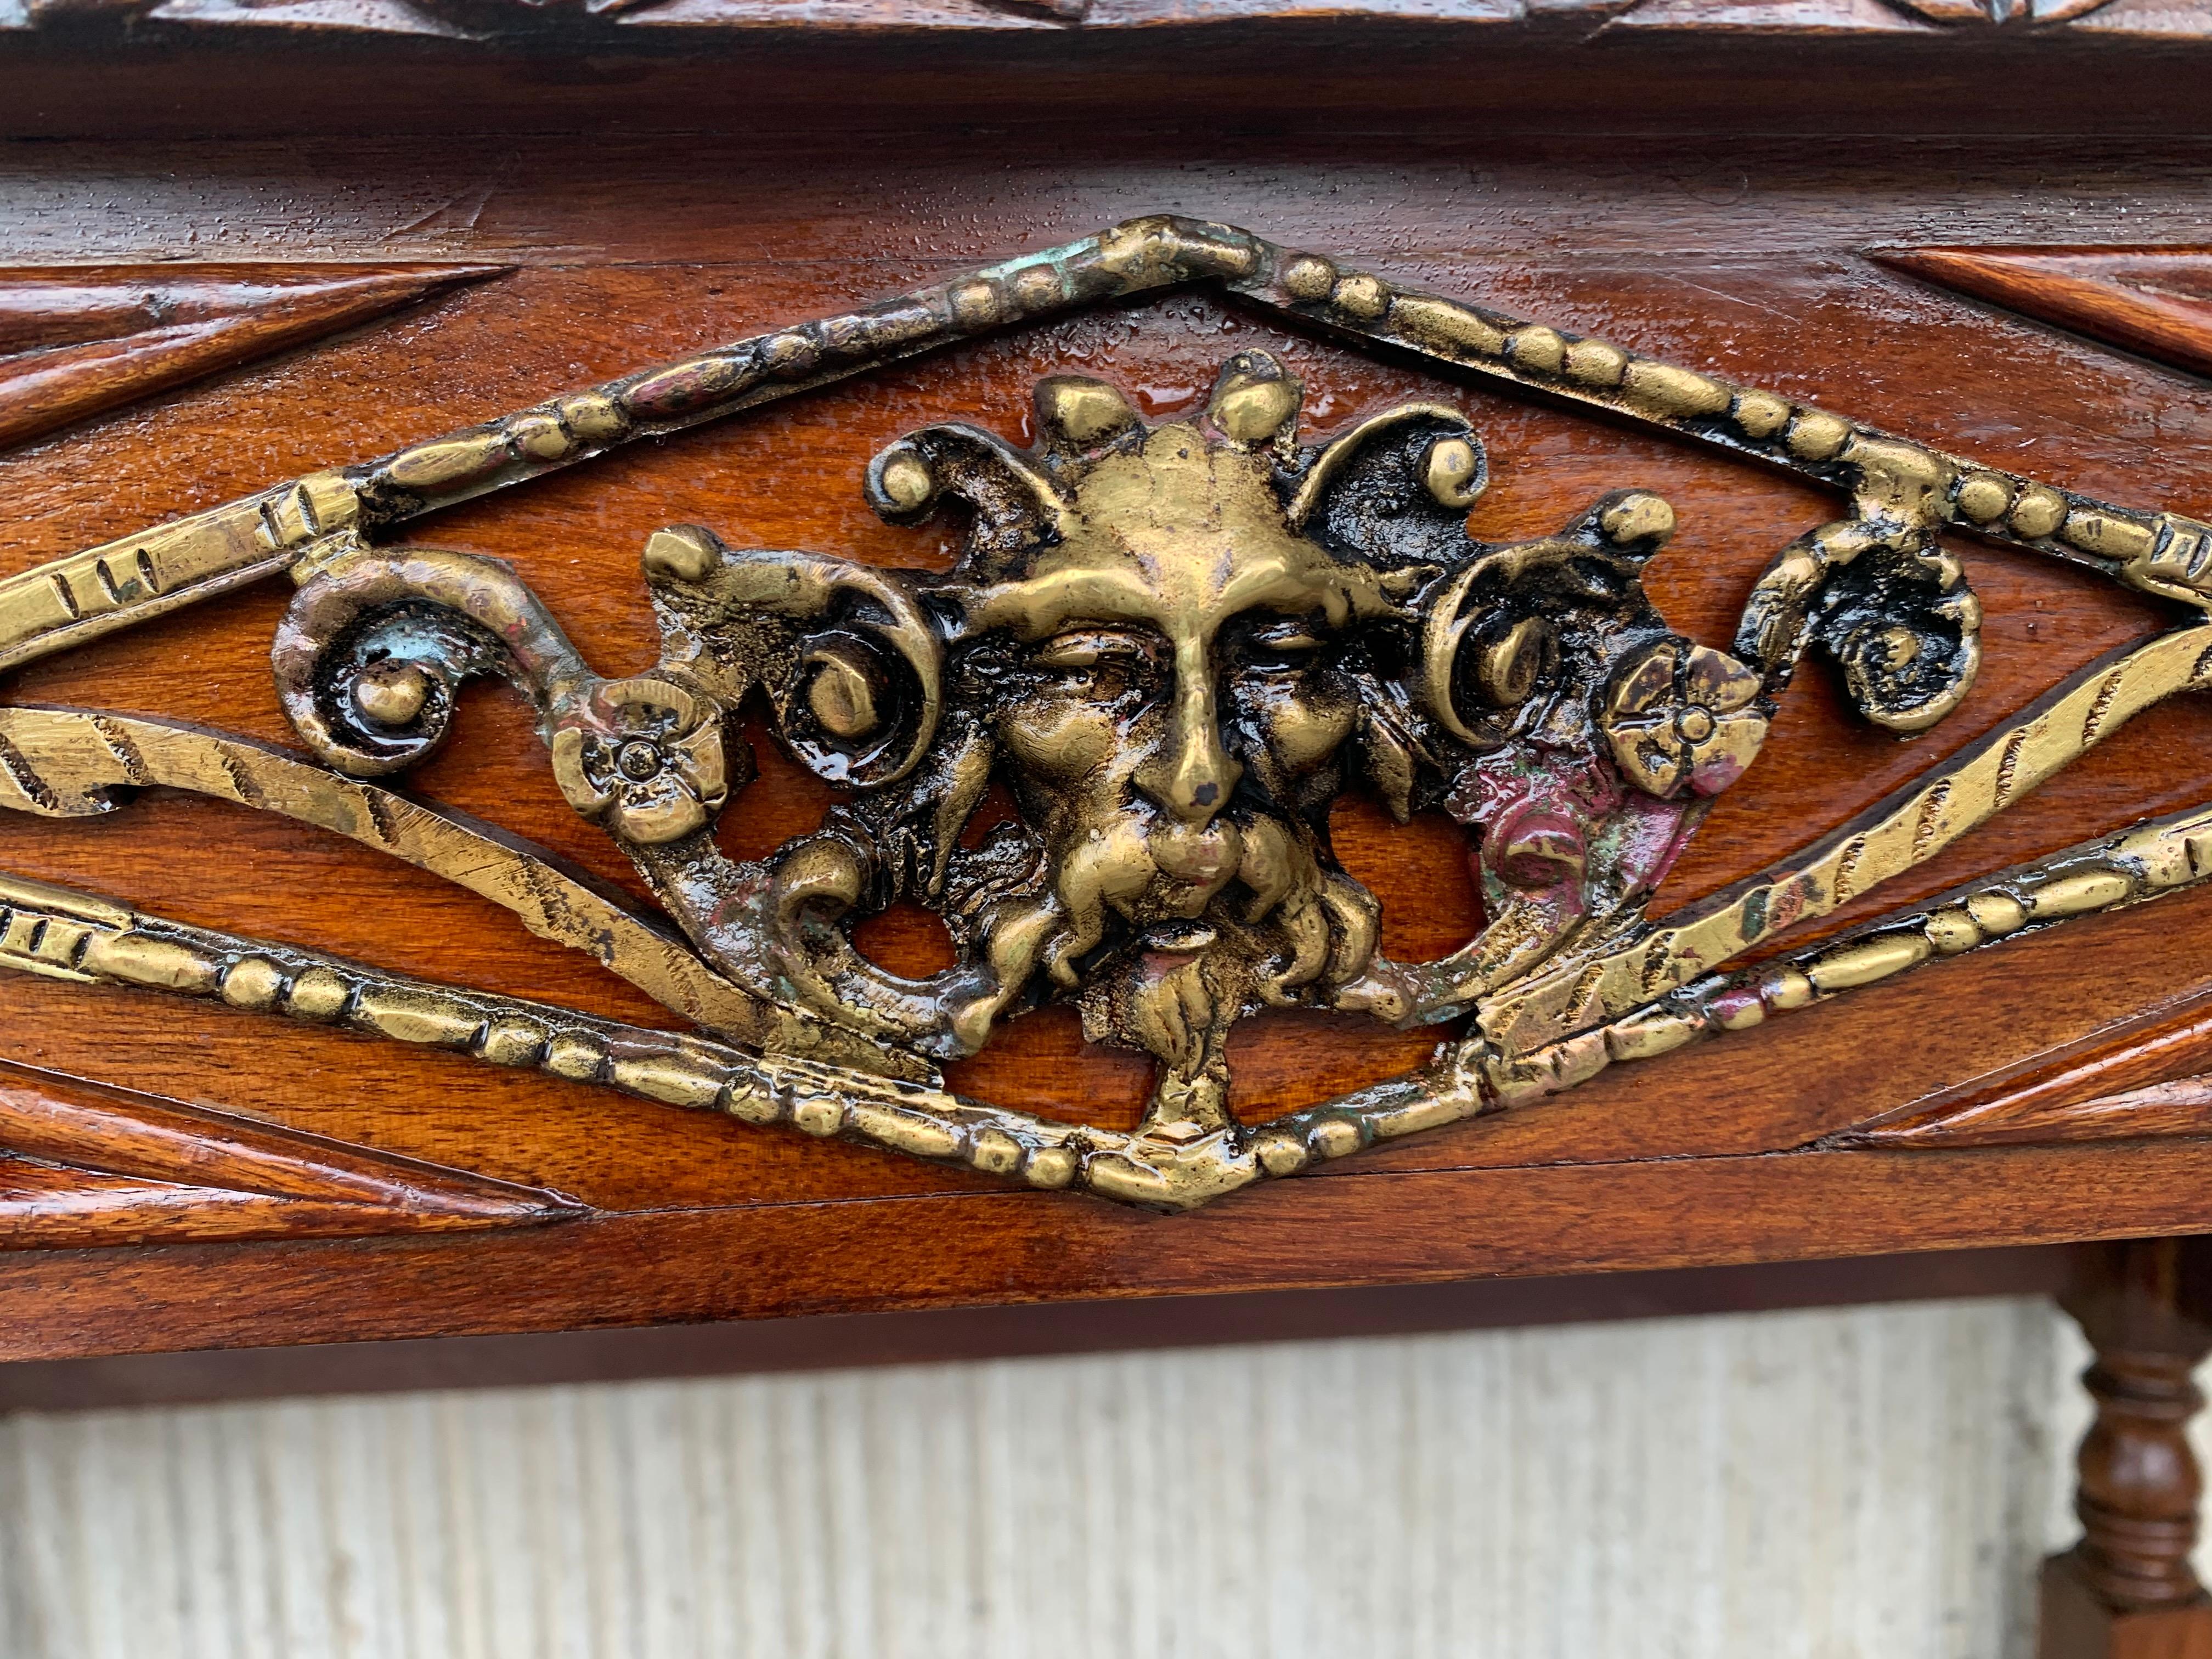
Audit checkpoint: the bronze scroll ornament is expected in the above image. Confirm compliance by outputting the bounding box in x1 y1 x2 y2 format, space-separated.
4 216 2210 1211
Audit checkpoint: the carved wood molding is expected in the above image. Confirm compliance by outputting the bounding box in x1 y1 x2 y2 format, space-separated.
0 1058 580 1249
1831 998 2212 1149
3 0 2198 37
0 263 505 452
1880 246 2212 382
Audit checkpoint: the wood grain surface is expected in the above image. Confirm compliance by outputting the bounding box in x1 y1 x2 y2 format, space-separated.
5 39 2212 1357
0 1244 2071 1409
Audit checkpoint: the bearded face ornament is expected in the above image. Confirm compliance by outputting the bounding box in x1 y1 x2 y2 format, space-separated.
798 347 1768 1141
258 346 1767 1158
68 330 1801 1211
868 352 1429 1137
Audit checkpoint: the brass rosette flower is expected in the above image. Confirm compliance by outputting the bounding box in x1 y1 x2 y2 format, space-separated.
550 676 729 844
1599 640 1770 799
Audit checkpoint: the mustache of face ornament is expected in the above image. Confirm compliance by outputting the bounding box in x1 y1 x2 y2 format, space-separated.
1035 808 1365 975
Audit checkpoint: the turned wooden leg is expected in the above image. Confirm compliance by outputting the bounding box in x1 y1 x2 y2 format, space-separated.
2041 1239 2212 1659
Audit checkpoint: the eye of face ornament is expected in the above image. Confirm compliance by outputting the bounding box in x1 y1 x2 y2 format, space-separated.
1243 617 1328 670
1031 629 1155 698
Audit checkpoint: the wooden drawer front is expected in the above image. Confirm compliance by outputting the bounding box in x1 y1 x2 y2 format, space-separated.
4 35 2212 1357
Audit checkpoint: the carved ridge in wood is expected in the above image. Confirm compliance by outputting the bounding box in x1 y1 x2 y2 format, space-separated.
0 263 506 451
7 213 2212 1215
0 1049 580 1248
1880 244 2212 386
1831 988 2212 1150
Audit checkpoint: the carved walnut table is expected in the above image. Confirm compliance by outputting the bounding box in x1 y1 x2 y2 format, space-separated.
4 8 2212 1651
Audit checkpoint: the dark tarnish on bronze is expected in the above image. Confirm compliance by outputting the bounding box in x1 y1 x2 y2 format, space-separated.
7 216 2212 1210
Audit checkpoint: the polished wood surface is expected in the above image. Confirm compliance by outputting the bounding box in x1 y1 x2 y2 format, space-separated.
0 1060 577 1249
3 30 2212 1361
0 1243 2074 1412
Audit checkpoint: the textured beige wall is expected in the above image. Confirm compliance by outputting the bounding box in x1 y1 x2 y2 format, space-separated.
0 1299 2117 1659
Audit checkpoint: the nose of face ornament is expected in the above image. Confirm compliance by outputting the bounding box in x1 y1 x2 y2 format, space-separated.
1136 662 1244 827
1149 744 1242 823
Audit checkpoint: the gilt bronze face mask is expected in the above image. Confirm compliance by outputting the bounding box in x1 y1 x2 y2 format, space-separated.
4 216 2210 1209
